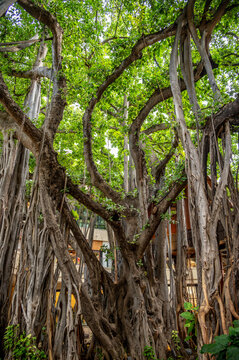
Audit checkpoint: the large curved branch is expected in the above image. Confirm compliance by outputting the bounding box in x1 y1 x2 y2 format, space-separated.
93 24 177 101
66 176 137 225
128 60 205 213
0 72 42 146
203 95 239 134
202 0 231 35
187 0 222 100
136 175 186 258
83 23 177 206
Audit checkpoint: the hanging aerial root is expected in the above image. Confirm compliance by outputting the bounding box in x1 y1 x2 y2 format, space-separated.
215 294 227 334
224 267 239 320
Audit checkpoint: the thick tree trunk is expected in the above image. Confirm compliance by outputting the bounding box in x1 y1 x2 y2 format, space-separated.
80 223 179 360
81 265 171 360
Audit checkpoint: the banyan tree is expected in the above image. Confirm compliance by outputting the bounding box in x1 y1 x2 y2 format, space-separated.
0 0 239 359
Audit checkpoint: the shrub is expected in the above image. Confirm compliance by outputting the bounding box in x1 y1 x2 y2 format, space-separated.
4 324 46 359
200 320 239 360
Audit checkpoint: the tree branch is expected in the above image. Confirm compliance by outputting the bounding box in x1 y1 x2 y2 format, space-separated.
142 123 170 135
18 0 62 69
18 0 66 140
153 134 178 182
0 36 53 47
0 72 42 146
0 34 53 52
61 199 114 289
66 176 134 225
0 0 16 17
127 59 207 223
83 23 177 206
136 175 186 258
203 95 239 134
203 0 231 35
40 185 81 288
10 67 53 80
187 0 221 100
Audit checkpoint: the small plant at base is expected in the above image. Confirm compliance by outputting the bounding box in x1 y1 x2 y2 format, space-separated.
200 320 239 359
180 302 198 342
142 222 150 231
143 345 157 360
171 330 181 352
95 347 104 360
4 324 46 359
136 259 143 267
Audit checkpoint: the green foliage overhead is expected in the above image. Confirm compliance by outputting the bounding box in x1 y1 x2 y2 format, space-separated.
180 302 198 342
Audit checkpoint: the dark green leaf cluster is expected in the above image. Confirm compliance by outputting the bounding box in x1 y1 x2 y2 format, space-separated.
143 345 157 360
201 320 239 360
180 302 198 342
4 325 46 360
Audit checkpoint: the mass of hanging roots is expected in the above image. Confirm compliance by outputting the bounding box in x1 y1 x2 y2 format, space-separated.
0 40 85 359
169 4 239 353
8 176 85 360
0 132 29 357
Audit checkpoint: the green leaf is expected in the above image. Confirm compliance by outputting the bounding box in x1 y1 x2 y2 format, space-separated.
180 312 194 320
214 334 229 347
229 326 239 337
184 302 193 310
233 320 239 328
186 322 195 334
200 342 226 354
72 209 79 221
227 346 239 360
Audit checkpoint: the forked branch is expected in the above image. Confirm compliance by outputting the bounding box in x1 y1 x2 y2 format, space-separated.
18 0 66 139
83 23 177 206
